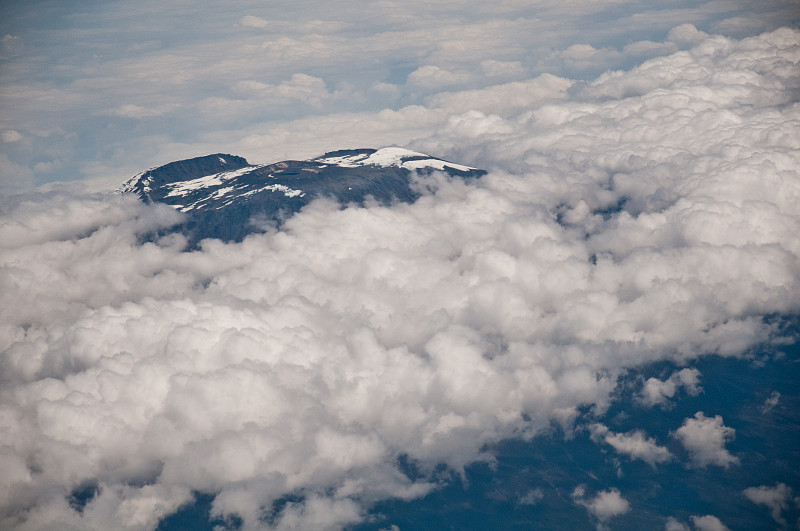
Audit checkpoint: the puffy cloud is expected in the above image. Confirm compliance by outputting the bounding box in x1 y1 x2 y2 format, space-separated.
673 413 738 468
712 17 771 37
1 130 22 143
665 517 691 531
104 104 181 119
584 31 799 106
590 424 672 467
480 59 527 79
519 488 543 505
668 24 710 48
32 160 62 174
407 65 473 89
540 43 623 74
268 495 362 530
639 368 702 407
1 27 799 530
667 515 732 531
691 514 731 531
239 15 270 29
425 74 572 117
233 73 331 107
743 483 794 525
573 486 631 522
0 34 22 58
760 391 781 414
0 183 622 529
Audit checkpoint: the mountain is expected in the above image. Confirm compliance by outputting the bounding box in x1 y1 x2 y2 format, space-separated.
120 147 486 244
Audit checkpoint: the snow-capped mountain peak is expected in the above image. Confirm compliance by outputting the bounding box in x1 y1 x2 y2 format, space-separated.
121 147 484 245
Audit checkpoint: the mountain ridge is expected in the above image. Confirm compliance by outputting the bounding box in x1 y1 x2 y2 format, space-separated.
121 147 485 245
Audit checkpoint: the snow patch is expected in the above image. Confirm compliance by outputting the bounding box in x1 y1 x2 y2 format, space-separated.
118 171 149 194
363 147 429 166
175 182 305 211
164 166 256 197
315 147 477 172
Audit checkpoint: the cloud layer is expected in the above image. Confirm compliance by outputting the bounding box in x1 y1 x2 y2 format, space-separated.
1 1 799 188
0 27 799 530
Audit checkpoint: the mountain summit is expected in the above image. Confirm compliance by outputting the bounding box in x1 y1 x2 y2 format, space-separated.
121 147 485 244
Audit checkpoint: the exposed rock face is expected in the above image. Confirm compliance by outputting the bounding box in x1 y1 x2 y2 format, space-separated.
120 148 486 244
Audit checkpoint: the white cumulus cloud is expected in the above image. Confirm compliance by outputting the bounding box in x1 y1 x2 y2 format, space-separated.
104 103 181 119
1 130 22 143
743 483 794 525
590 424 672 467
691 514 731 531
640 368 702 407
667 514 732 531
665 517 691 531
573 486 631 522
673 413 738 468
408 65 473 89
239 15 270 29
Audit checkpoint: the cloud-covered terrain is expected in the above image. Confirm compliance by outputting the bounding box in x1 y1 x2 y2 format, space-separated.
1 1 800 530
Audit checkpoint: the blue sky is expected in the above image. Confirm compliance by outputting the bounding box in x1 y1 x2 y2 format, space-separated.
1 2 799 530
